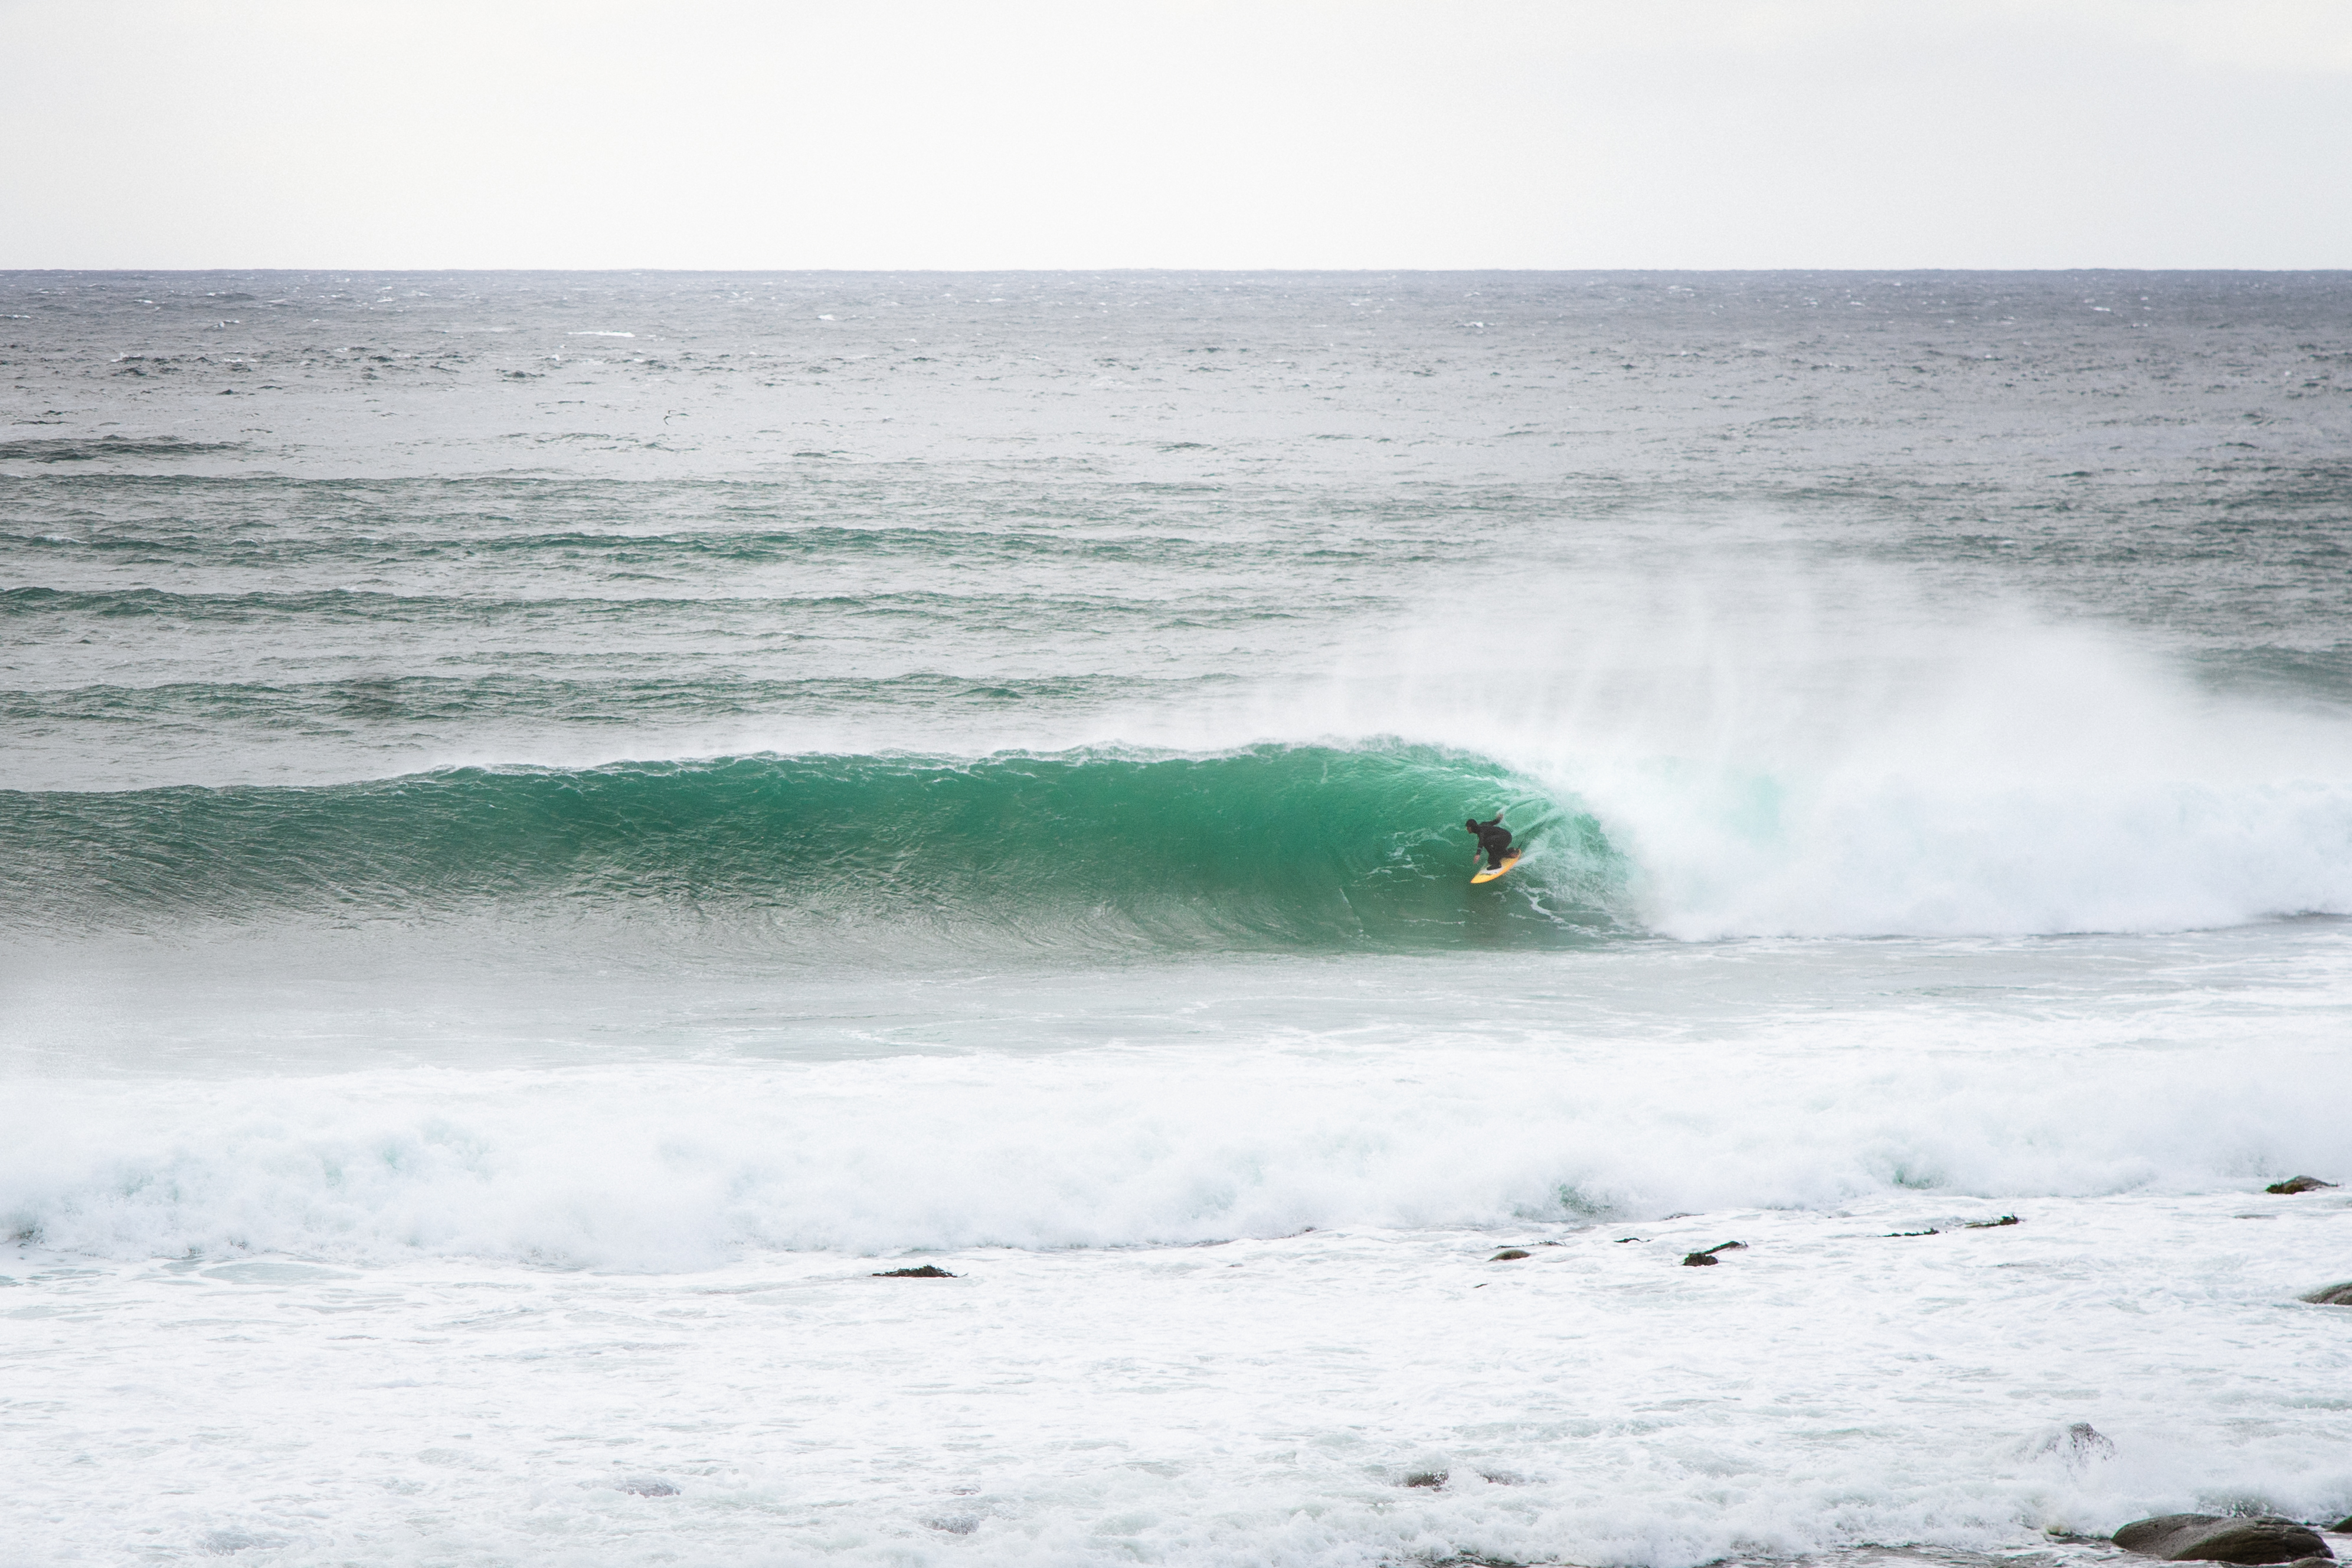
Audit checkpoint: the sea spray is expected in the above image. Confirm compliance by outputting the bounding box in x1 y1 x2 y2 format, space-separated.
1292 557 2352 938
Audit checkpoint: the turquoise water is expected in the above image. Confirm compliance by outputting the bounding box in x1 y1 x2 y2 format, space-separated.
2 744 1620 947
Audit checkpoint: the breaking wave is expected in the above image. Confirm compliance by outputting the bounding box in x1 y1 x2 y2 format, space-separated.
0 743 1619 950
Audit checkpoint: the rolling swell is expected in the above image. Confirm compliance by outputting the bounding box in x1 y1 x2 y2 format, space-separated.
0 744 1621 950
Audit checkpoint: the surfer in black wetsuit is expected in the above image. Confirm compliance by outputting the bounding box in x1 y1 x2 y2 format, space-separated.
1465 813 1515 870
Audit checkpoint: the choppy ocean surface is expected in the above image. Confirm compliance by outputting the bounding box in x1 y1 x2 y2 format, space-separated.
2 270 2348 1567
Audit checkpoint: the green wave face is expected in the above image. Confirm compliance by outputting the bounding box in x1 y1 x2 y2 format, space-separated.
2 745 1625 952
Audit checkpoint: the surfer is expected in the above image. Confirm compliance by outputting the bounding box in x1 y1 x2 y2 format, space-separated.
1465 813 1516 870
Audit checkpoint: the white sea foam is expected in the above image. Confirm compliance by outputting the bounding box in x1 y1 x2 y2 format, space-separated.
8 1190 2350 1567
9 1015 2349 1268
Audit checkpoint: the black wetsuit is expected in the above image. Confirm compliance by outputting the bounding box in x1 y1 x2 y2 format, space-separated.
1468 815 1514 869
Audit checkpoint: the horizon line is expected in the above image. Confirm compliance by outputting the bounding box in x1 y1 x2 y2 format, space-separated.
6 264 2350 278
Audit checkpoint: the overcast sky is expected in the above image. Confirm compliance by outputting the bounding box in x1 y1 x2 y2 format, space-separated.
3 0 2347 270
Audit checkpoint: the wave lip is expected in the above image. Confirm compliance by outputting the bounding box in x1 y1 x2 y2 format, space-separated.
0 743 1620 951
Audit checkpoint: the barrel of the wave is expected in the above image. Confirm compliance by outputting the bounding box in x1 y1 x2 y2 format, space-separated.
0 747 1612 953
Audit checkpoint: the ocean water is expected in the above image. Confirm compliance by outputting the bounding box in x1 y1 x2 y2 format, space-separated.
2 270 2350 1567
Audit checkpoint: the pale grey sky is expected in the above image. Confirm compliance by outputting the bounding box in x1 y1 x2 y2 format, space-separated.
4 0 2347 269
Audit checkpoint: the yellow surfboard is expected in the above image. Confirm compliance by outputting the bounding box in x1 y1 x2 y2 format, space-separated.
1471 852 1522 885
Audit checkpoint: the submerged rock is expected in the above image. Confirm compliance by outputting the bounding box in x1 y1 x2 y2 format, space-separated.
1962 1215 2022 1229
873 1265 957 1278
2266 1176 2338 1194
2029 1422 2115 1467
1401 1470 1447 1488
2112 1514 2333 1563
617 1477 678 1497
198 1530 287 1556
1490 1249 1530 1261
2301 1282 2352 1306
1683 1240 1745 1265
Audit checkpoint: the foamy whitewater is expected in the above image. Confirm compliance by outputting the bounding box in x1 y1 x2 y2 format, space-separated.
2 271 2348 1567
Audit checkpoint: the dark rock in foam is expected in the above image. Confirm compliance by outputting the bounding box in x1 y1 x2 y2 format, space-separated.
2266 1176 2338 1194
2111 1514 2333 1563
2301 1282 2352 1306
874 1264 957 1278
2029 1422 2114 1466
